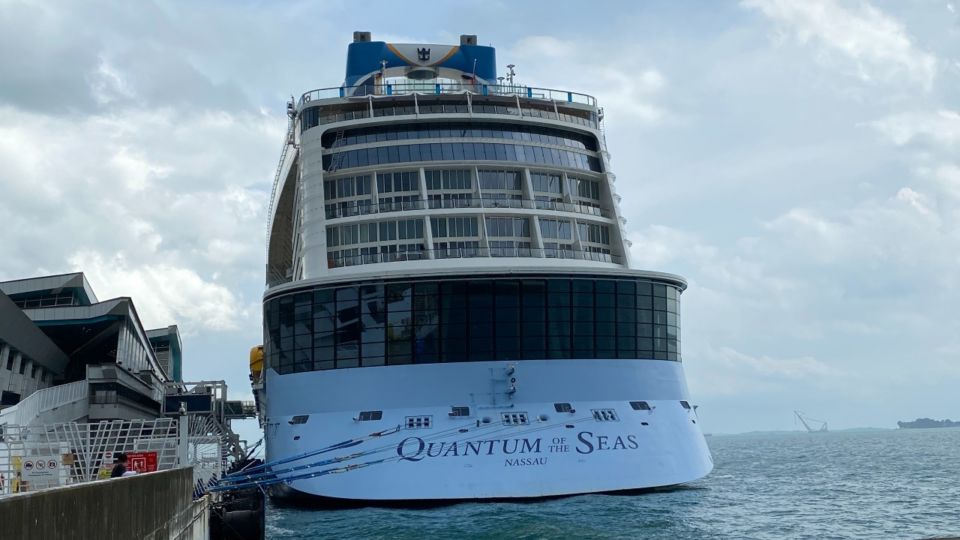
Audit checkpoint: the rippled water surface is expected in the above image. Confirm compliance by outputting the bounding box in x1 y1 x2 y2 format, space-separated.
266 429 960 539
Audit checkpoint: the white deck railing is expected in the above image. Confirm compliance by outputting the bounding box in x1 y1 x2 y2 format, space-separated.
299 83 597 108
0 381 88 427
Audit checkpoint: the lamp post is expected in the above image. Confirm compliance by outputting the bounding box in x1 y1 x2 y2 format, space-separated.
177 402 189 467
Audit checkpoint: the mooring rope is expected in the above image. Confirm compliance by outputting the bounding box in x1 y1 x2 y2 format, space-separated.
209 415 595 493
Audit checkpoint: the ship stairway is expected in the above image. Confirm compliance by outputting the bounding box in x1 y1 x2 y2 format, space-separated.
598 106 611 157
266 98 298 244
327 129 346 173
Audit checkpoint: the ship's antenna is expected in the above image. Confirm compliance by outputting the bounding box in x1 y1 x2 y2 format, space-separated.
506 64 516 84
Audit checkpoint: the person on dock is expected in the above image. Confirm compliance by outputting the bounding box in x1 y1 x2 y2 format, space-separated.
110 452 128 478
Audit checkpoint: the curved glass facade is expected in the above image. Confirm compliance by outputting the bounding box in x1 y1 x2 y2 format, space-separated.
264 275 681 375
322 142 601 172
320 122 597 151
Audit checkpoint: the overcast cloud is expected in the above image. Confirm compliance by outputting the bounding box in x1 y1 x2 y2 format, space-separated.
1 0 958 439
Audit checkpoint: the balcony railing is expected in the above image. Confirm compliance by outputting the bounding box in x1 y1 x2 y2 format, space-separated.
299 83 596 108
328 247 620 268
324 197 608 220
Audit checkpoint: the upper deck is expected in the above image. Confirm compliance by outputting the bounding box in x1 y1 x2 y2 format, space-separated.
266 33 629 290
296 82 597 110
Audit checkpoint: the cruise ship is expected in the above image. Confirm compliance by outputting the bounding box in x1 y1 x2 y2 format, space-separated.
257 32 713 504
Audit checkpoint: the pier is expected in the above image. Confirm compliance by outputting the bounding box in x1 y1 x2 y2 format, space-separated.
0 467 207 539
0 273 264 539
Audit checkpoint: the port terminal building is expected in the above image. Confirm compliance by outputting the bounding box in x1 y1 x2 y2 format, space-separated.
0 272 180 426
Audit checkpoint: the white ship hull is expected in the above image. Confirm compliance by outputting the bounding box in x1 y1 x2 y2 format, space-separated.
263 359 713 503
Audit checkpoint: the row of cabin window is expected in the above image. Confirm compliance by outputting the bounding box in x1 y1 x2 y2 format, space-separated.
326 219 424 246
323 170 600 204
326 218 608 246
425 169 471 190
323 246 620 267
432 217 478 238
478 170 521 191
320 122 597 152
323 143 601 173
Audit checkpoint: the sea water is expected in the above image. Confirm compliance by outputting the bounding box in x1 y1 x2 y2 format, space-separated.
266 428 960 539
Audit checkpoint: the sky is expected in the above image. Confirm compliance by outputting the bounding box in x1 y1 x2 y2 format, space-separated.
1 0 959 440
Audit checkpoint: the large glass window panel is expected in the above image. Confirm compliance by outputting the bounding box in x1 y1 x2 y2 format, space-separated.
267 276 681 372
468 336 493 360
514 145 526 162
295 333 312 351
363 343 386 366
483 143 497 160
294 349 312 373
337 356 359 368
521 315 546 334
278 351 293 374
313 347 334 371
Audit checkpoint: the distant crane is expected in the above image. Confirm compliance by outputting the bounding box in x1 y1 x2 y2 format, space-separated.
794 410 828 432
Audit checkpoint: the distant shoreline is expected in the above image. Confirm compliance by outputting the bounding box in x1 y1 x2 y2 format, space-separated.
897 418 960 429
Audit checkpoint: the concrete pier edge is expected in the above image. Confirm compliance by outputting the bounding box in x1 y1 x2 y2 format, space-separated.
0 467 208 540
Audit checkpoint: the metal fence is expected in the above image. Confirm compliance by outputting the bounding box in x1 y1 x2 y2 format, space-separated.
0 417 228 498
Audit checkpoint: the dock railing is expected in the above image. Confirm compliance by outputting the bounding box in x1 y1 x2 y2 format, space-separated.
0 417 228 499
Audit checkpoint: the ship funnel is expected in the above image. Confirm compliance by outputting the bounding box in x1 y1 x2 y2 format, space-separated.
460 34 477 45
353 31 372 43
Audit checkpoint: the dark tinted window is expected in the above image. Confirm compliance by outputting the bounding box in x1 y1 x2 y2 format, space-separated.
265 276 681 373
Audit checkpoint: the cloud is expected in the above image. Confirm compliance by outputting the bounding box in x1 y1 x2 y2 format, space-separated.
743 0 938 89
68 250 244 333
690 346 833 398
866 110 960 149
505 35 670 125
